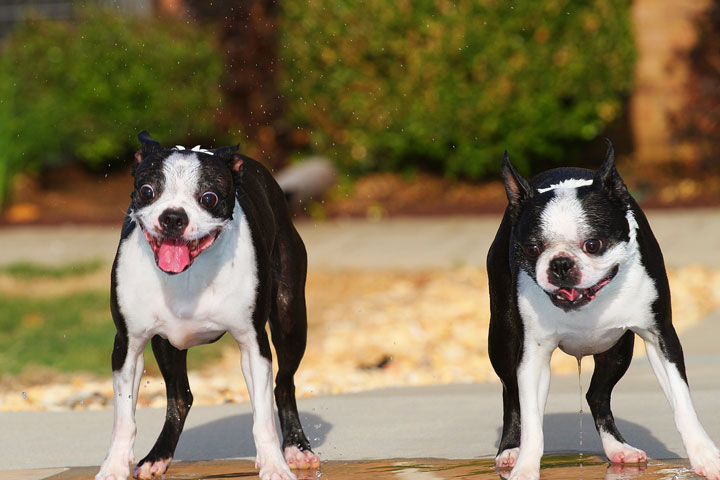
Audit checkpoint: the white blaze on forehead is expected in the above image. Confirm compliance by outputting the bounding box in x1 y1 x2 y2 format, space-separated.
174 145 214 155
163 152 201 197
540 186 589 242
536 178 593 194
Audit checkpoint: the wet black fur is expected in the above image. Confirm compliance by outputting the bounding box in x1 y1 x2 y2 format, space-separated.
488 141 687 458
110 131 314 471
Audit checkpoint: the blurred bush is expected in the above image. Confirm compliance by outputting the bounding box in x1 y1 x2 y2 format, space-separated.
0 8 227 204
280 0 635 177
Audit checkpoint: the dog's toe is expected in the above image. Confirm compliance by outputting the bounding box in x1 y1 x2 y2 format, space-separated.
608 446 646 464
259 468 296 480
688 442 720 480
133 457 172 479
601 433 647 465
96 464 129 480
96 453 132 480
257 451 297 480
284 446 320 470
495 448 520 468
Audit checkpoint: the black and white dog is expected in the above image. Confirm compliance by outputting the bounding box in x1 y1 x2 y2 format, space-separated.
487 141 720 480
96 132 319 480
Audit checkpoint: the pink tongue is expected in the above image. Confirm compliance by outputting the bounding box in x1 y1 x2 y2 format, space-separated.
559 288 579 301
157 239 190 273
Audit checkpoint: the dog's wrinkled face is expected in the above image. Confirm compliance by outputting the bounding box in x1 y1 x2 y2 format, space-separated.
130 131 242 275
503 142 635 311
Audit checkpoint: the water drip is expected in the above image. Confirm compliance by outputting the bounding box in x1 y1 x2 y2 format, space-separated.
578 357 584 469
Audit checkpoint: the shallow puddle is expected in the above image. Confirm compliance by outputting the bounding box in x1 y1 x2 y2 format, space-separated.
47 456 702 480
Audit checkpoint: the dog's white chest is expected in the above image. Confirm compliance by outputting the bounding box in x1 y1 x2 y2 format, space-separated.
517 256 658 358
114 203 258 350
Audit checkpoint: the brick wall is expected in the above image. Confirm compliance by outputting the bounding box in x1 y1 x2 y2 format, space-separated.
631 0 711 165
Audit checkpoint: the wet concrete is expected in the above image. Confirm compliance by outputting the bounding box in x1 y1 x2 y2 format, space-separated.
42 457 703 480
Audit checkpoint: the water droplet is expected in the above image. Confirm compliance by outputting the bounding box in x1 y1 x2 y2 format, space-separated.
577 357 583 463
673 467 693 480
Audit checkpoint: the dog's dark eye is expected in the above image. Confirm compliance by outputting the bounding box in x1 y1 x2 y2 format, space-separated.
524 244 541 257
200 191 218 209
583 239 603 254
139 184 155 201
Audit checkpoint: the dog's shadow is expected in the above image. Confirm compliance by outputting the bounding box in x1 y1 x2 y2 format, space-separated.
175 411 330 461
496 413 676 459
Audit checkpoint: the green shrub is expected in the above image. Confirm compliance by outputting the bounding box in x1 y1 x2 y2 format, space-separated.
0 8 228 204
280 0 635 177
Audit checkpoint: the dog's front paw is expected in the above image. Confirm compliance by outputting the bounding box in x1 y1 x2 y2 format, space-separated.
605 443 647 464
258 463 297 480
507 464 540 480
132 456 172 479
96 456 131 480
284 446 320 470
495 447 520 468
256 450 297 480
688 442 720 480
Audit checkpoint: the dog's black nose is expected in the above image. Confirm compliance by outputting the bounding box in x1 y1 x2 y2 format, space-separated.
159 208 188 236
548 256 579 286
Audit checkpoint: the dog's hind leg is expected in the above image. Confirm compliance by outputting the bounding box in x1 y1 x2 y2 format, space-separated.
488 305 524 469
133 336 192 479
236 324 296 480
490 345 521 467
487 217 524 470
639 324 720 479
587 330 647 464
268 234 320 470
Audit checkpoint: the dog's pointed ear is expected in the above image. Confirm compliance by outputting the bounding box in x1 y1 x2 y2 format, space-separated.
212 144 244 174
502 151 533 213
594 138 630 201
133 131 163 175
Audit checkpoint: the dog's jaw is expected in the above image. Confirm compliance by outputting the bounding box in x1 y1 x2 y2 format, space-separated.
546 264 619 311
141 225 221 274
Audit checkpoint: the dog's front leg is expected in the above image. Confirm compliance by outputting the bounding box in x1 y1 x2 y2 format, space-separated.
509 343 553 480
237 332 296 480
96 335 147 480
640 330 720 479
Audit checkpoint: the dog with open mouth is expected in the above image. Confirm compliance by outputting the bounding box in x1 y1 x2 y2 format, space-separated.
487 141 720 480
95 131 319 480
